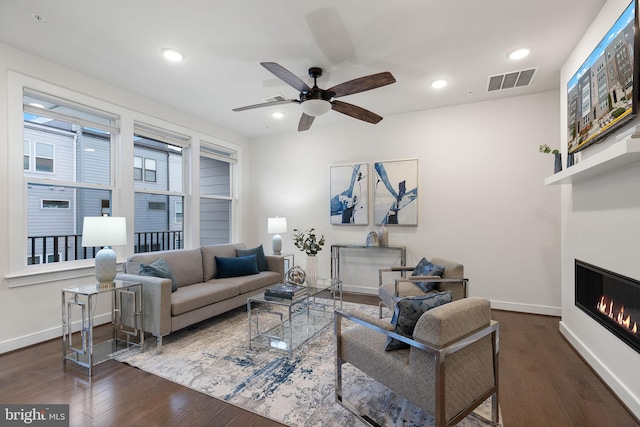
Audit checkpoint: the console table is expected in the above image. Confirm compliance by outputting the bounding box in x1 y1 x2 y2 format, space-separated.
331 245 406 294
62 280 143 376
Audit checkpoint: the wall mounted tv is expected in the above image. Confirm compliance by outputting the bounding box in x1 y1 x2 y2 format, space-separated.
567 0 640 154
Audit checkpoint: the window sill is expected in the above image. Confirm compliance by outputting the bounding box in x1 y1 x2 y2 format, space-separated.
6 263 124 288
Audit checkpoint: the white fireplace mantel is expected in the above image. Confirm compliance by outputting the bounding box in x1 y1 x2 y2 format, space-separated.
544 135 640 185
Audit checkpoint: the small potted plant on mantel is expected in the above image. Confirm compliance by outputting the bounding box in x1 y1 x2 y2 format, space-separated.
293 228 325 287
539 144 562 174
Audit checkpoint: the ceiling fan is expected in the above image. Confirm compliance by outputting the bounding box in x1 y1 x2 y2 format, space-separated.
233 62 396 131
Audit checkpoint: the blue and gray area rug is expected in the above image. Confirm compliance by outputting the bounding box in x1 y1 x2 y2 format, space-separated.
116 299 499 427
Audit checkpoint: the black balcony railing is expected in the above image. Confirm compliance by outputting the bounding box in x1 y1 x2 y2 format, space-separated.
27 231 184 264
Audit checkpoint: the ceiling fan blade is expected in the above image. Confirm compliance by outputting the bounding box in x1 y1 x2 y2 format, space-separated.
298 113 315 131
331 100 383 124
261 62 311 93
232 99 298 112
328 72 396 98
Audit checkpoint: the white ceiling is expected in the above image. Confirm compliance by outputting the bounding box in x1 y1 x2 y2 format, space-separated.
0 0 607 138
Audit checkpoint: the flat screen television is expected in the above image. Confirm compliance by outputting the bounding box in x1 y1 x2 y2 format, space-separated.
567 0 640 154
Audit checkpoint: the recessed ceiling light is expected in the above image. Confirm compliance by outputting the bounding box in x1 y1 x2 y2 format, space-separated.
161 48 185 62
430 79 448 89
508 47 531 61
271 111 285 119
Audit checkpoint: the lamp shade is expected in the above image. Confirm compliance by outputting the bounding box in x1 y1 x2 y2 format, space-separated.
267 217 287 234
82 216 127 247
300 99 331 117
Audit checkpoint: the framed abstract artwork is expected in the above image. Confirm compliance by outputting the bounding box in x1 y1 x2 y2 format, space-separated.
373 159 418 225
329 163 368 225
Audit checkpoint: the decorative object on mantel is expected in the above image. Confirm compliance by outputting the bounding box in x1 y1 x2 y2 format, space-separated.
378 221 389 246
539 144 562 174
293 228 325 287
366 231 379 247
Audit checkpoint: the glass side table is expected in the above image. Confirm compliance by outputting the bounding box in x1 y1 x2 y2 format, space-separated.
62 280 143 376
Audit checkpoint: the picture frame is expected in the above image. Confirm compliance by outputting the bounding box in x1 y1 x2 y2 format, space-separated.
329 163 368 225
373 159 418 225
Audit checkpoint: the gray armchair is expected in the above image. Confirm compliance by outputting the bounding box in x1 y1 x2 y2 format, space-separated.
335 297 499 427
378 257 468 317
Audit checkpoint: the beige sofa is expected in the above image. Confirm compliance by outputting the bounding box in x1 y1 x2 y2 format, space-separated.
117 243 284 350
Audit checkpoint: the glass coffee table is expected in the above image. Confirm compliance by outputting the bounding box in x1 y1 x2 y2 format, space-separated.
247 278 339 356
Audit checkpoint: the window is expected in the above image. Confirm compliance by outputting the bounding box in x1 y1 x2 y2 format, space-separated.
23 139 30 170
144 158 157 182
134 156 143 181
200 143 236 246
23 88 119 266
133 122 189 254
42 199 70 209
175 200 183 224
34 141 54 172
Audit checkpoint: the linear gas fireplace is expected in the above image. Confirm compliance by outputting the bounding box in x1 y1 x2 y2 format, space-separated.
575 260 640 354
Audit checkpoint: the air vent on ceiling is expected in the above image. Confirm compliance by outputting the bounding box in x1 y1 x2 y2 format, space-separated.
263 95 288 102
487 68 537 92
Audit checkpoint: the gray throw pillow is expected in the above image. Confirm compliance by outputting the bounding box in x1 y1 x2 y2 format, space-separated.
236 244 268 271
139 258 178 292
385 291 452 351
411 257 445 292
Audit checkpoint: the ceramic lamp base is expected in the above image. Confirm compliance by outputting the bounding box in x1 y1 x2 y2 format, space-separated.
272 234 282 256
95 247 117 283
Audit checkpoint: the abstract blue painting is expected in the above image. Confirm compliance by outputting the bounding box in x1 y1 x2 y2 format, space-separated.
374 159 418 225
329 163 368 225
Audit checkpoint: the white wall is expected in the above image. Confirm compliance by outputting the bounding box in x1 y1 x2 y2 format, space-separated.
0 42 250 352
248 90 562 315
559 0 640 417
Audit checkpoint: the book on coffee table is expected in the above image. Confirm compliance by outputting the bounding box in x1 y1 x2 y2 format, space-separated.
265 283 306 300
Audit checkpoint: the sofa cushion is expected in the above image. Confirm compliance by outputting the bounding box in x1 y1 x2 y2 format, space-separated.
385 291 452 351
201 243 246 281
236 244 268 271
215 255 259 278
139 258 178 292
126 248 204 288
220 271 282 294
171 282 240 316
411 257 445 292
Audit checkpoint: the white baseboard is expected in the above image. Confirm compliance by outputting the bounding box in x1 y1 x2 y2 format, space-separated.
490 300 561 316
0 312 111 355
560 321 640 418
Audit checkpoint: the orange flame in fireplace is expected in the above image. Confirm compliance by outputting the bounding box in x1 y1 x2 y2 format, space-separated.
597 296 638 334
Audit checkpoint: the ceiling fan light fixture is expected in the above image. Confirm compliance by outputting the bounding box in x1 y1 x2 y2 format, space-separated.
300 99 331 117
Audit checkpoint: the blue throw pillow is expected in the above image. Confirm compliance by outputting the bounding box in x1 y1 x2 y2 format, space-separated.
236 244 268 271
385 291 452 351
139 258 178 292
411 257 445 292
215 254 259 278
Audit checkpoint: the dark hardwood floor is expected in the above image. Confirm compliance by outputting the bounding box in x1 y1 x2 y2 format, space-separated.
0 294 638 426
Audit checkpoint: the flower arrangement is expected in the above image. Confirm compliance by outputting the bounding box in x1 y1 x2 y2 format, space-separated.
293 228 325 256
539 144 559 155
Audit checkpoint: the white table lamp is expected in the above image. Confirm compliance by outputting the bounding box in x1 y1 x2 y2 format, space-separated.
268 217 287 255
82 216 127 284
